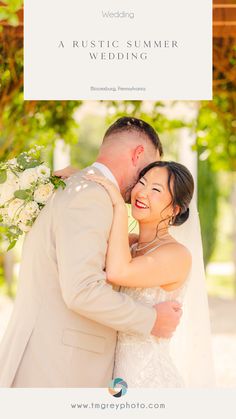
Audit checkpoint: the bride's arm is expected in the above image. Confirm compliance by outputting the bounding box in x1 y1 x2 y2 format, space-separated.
85 174 192 289
53 166 79 179
106 203 191 288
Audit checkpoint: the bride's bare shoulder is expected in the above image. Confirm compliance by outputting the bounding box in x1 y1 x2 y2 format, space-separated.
157 241 192 267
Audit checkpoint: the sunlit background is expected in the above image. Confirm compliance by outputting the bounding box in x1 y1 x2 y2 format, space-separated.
0 0 235 387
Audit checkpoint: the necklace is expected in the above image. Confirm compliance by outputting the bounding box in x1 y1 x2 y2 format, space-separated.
135 233 171 252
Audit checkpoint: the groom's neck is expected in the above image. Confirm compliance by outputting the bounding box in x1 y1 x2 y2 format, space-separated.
95 156 129 198
95 157 120 183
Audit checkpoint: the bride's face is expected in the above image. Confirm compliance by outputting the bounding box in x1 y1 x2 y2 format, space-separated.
131 167 175 224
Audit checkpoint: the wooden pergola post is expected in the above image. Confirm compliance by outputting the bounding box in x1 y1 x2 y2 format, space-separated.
213 1 236 38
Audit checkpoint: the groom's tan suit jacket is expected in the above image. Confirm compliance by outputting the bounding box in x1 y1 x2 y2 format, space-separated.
0 166 156 387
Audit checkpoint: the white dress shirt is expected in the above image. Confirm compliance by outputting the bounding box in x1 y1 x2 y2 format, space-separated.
92 162 120 190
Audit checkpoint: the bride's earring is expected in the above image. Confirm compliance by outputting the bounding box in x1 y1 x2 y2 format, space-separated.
168 215 175 226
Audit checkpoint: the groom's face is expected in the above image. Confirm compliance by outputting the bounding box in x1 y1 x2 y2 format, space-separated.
124 146 161 203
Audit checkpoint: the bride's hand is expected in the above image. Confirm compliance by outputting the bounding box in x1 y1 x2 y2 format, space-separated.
53 166 78 179
83 174 124 206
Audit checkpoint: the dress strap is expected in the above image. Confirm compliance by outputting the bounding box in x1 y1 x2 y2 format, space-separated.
142 241 176 255
130 242 138 256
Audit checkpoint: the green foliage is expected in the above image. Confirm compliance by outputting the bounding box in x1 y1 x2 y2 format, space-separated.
195 90 236 266
197 153 219 265
0 11 82 163
71 114 108 168
17 153 41 170
50 176 66 190
4 225 22 251
14 189 31 200
0 97 82 164
211 185 234 263
104 101 186 134
0 169 7 183
195 95 236 172
0 26 23 100
0 0 23 27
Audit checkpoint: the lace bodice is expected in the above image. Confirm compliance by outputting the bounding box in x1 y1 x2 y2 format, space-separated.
113 242 188 387
118 281 187 343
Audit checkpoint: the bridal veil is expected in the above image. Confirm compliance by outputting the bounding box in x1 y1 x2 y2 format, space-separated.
170 199 216 387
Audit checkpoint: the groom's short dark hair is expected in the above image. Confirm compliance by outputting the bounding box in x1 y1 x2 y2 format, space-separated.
103 117 163 156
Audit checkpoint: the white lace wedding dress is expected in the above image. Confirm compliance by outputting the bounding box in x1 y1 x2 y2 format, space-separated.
113 243 188 388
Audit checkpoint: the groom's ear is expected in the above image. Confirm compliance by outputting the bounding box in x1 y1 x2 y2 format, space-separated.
132 145 144 166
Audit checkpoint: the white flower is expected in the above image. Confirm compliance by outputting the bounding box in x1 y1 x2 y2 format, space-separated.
0 171 20 206
7 198 25 220
18 201 40 233
18 222 31 232
0 184 15 206
17 201 40 228
20 201 39 219
34 182 54 204
0 184 19 207
36 165 51 181
8 199 39 225
8 158 17 166
17 201 40 233
19 168 39 189
6 169 20 183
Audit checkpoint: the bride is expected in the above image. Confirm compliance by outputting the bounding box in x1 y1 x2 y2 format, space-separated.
83 160 194 387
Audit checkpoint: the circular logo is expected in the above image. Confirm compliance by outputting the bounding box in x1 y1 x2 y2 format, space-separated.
108 377 128 398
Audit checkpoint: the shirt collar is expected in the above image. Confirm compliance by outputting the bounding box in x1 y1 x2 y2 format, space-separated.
91 162 120 191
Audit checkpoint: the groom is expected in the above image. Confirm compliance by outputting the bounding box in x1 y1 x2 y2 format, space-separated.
0 117 182 387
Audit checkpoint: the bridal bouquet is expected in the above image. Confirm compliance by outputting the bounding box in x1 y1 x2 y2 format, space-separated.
0 147 66 250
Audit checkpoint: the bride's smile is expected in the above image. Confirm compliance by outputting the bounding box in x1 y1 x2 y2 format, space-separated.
134 199 149 210
131 165 177 228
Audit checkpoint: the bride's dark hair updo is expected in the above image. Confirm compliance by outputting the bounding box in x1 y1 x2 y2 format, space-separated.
138 161 194 226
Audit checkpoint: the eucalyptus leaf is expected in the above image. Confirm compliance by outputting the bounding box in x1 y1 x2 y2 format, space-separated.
7 240 17 251
0 169 7 184
14 190 30 200
51 176 66 190
26 160 42 169
17 153 41 170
